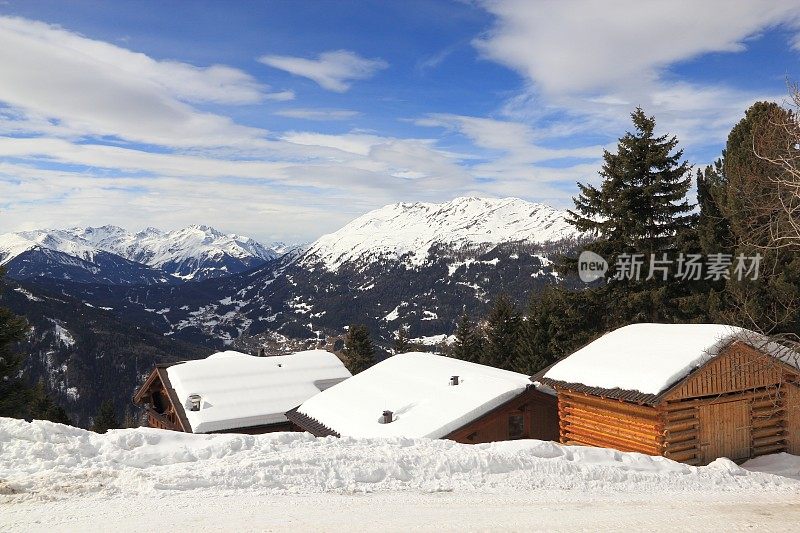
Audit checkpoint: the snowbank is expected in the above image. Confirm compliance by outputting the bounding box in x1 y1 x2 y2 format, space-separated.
1 418 797 503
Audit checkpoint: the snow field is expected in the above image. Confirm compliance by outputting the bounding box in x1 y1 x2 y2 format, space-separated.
1 418 798 503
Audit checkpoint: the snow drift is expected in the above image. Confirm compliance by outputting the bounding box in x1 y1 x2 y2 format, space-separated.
1 418 797 502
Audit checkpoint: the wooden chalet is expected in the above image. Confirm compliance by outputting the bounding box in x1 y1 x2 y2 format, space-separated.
534 323 800 465
133 349 351 434
286 352 559 444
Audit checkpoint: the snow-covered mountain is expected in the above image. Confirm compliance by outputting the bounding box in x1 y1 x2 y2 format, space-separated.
72 224 281 280
303 197 579 271
0 225 283 283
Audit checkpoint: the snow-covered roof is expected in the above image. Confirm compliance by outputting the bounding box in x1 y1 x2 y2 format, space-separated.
295 352 534 439
542 323 800 397
166 350 351 433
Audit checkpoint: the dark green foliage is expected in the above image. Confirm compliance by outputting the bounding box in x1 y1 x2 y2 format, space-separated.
92 399 120 434
481 294 521 370
450 312 483 363
29 380 72 425
343 324 376 374
568 107 694 260
0 267 30 418
513 288 601 374
712 102 800 334
393 324 412 355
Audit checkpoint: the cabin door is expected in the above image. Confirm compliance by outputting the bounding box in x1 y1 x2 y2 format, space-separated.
699 399 751 464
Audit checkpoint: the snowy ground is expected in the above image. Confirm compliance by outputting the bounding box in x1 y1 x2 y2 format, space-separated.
2 418 800 532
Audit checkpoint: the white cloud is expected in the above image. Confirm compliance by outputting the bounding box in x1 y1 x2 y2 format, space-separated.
475 0 800 96
473 0 800 160
259 50 388 92
275 108 360 120
0 16 282 147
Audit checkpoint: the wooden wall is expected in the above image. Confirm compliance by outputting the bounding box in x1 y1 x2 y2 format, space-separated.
557 392 664 456
664 342 787 401
788 384 800 455
446 388 559 444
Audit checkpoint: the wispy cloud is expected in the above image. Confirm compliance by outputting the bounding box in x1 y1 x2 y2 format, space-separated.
259 50 388 92
275 108 360 121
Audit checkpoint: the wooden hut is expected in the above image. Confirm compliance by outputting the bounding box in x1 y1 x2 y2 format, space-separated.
534 323 800 465
286 352 559 443
133 349 351 434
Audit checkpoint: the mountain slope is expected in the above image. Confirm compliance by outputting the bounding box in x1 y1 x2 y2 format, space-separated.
303 197 578 270
74 224 281 280
2 279 211 426
29 197 586 354
0 225 283 283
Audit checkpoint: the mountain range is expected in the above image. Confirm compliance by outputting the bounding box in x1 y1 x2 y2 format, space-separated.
0 224 289 283
3 197 585 425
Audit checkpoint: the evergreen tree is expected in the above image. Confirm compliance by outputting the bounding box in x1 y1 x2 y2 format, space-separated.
343 324 376 374
393 324 412 355
122 407 138 429
450 312 483 363
92 400 120 434
482 294 521 370
0 267 30 418
713 102 800 334
568 107 693 261
28 380 71 425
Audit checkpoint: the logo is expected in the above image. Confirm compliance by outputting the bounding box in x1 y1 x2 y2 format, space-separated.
578 250 608 283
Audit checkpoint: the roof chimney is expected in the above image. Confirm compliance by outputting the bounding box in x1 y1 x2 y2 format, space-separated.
188 394 202 412
449 375 460 386
382 410 393 424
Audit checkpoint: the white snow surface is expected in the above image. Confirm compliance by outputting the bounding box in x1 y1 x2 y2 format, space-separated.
543 323 800 396
0 224 281 279
302 196 579 270
298 352 533 438
166 350 351 433
1 417 798 505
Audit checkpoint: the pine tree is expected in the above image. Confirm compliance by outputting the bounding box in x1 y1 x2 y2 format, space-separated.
28 380 71 425
92 400 120 434
713 102 800 335
122 407 138 429
0 267 30 418
393 324 412 355
450 312 483 363
482 294 521 370
568 107 694 260
343 324 376 374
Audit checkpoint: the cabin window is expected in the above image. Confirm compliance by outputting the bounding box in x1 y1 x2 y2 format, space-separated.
508 414 524 439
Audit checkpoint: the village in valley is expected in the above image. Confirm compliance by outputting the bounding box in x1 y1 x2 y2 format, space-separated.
2 1 800 531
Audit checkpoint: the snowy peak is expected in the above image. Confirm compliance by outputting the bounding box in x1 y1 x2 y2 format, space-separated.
0 225 285 282
303 196 580 270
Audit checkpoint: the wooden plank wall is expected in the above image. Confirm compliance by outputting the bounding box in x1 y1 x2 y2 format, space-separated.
665 343 786 401
558 392 664 456
661 386 788 465
446 388 559 444
786 384 800 455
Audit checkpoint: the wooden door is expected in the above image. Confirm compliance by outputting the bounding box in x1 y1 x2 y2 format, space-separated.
699 399 751 464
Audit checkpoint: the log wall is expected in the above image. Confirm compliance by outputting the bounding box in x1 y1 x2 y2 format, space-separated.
787 384 800 455
558 392 664 456
661 386 789 465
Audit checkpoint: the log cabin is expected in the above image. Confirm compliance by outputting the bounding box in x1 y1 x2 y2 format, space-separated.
286 352 559 443
533 323 800 465
133 349 351 434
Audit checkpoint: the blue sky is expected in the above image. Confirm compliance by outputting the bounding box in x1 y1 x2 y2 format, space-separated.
1 1 799 242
